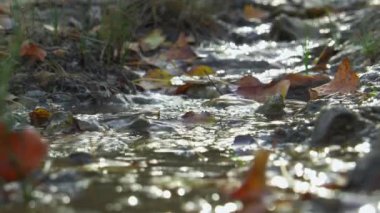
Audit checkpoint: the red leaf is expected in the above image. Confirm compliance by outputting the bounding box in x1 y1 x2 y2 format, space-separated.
0 124 47 182
20 41 47 62
236 76 290 102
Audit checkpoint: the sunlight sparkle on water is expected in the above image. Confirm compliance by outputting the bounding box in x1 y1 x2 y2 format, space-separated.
127 196 139 206
270 176 289 189
354 142 371 153
359 204 376 213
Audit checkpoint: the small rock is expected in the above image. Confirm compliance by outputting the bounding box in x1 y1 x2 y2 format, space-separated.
346 150 380 192
75 116 105 132
128 116 151 131
256 94 285 118
68 152 94 165
233 134 256 145
310 107 363 147
269 14 320 41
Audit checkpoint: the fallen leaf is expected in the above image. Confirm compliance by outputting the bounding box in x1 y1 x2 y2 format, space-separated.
20 41 47 62
166 33 197 61
312 46 337 71
231 149 270 200
29 107 52 127
187 65 214 76
137 69 173 90
243 4 268 21
0 124 47 182
139 29 166 52
182 111 215 123
309 58 359 99
236 76 290 102
281 73 330 88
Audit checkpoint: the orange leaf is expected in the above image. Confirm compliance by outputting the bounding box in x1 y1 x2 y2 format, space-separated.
312 46 337 71
20 41 47 61
243 4 268 21
309 58 359 99
236 76 290 102
166 33 196 61
29 107 52 127
231 149 270 200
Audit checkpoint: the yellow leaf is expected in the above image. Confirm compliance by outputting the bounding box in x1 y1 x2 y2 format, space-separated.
187 65 214 76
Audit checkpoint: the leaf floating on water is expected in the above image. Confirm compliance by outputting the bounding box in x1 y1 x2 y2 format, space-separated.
231 149 270 201
309 58 359 99
236 76 290 102
166 32 197 61
139 29 166 52
181 111 215 123
187 65 214 76
20 41 47 62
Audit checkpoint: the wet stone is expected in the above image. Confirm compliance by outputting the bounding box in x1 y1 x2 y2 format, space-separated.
360 66 380 85
269 14 320 41
346 150 380 192
310 107 363 147
233 134 256 145
256 94 285 118
68 152 95 165
75 116 105 132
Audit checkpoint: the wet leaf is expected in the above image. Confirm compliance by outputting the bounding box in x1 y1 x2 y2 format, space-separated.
281 73 330 88
312 46 337 71
231 149 270 200
139 29 166 52
187 65 215 76
0 124 47 182
309 58 359 99
29 107 52 127
243 4 268 21
138 69 173 90
20 41 47 62
181 111 215 123
166 33 197 61
236 76 290 102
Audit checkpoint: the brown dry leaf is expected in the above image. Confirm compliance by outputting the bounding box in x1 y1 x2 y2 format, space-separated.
309 58 359 99
20 41 47 62
175 83 193 95
187 65 214 76
231 149 270 201
166 33 197 61
236 76 290 102
243 4 268 21
312 46 337 71
281 73 330 88
181 111 215 123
